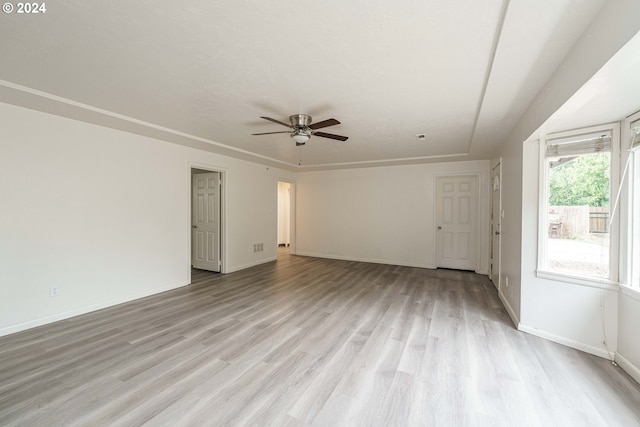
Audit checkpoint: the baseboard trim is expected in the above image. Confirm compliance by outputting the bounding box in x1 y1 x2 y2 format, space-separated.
0 281 189 338
498 290 520 328
295 251 435 269
615 352 640 384
226 256 278 273
518 323 613 360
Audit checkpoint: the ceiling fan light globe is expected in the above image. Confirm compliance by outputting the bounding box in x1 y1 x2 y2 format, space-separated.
292 133 310 144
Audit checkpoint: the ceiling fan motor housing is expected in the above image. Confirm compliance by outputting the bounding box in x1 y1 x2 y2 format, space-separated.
290 114 312 130
290 114 312 145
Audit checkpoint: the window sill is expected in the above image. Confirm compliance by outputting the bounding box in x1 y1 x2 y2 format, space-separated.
536 269 620 290
620 284 640 302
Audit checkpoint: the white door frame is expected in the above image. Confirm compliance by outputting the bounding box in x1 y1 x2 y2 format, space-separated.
490 159 502 289
277 178 296 254
433 172 482 273
188 163 227 278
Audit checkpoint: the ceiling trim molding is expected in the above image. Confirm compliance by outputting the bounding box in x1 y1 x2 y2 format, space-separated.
0 79 474 172
467 0 511 153
0 79 298 170
297 152 470 171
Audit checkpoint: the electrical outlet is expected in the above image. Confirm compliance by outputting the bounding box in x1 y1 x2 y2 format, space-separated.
252 243 264 253
50 285 60 297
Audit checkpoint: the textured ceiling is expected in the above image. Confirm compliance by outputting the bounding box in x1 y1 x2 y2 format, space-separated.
0 0 610 170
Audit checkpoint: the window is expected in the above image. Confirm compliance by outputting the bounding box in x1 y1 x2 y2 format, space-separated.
539 124 619 284
629 115 640 287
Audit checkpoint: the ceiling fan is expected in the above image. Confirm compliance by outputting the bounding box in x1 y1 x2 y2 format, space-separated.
252 114 348 146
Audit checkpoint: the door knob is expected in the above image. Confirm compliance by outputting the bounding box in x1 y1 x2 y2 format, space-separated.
437 226 442 230
192 225 197 229
495 231 500 235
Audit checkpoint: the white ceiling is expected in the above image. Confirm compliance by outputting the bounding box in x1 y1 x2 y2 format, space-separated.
0 0 624 170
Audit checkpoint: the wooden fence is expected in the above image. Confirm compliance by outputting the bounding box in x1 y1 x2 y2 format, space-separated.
548 205 610 238
589 206 609 233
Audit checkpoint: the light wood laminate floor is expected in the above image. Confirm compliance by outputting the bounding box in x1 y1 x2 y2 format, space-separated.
1 252 639 426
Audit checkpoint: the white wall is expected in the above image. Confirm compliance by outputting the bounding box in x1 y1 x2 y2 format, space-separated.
617 289 640 383
494 133 523 325
494 0 640 362
0 102 294 336
519 140 618 358
296 161 490 272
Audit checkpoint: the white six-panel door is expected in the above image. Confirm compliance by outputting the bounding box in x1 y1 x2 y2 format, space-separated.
436 175 478 271
192 172 221 272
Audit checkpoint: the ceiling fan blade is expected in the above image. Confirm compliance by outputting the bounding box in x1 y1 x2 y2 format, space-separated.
309 118 340 130
313 131 348 141
260 116 292 128
252 131 291 135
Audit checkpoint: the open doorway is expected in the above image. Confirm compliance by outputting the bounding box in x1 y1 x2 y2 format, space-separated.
277 181 294 258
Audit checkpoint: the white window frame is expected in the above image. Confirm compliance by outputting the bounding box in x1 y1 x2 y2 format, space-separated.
537 123 620 288
623 110 640 289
